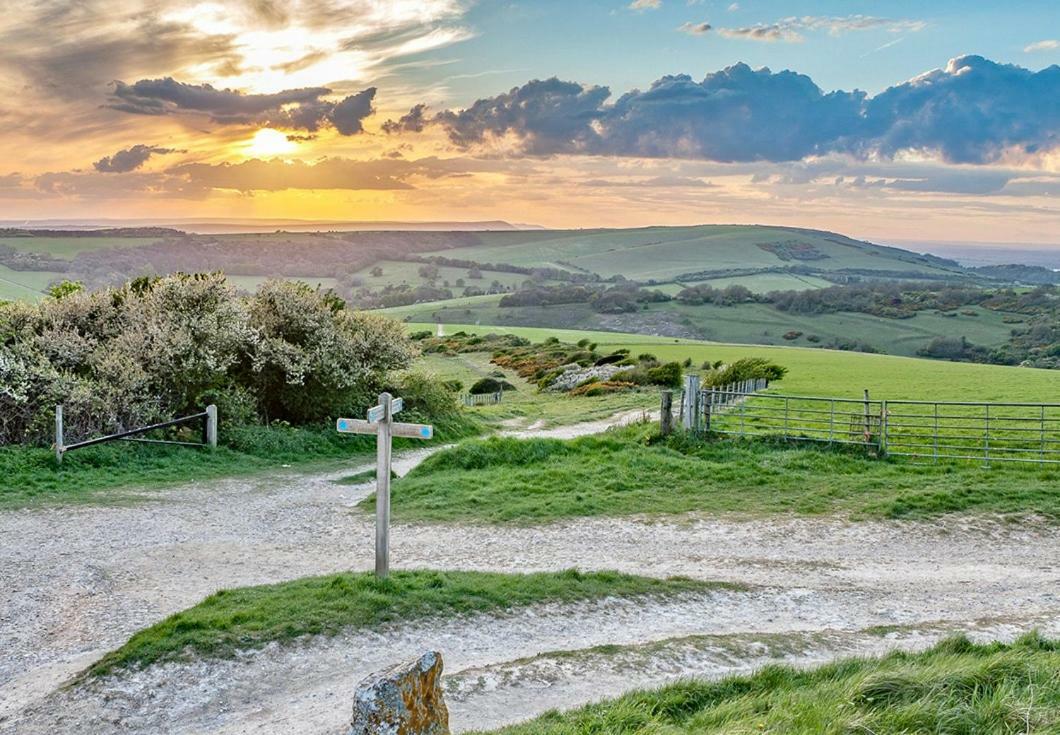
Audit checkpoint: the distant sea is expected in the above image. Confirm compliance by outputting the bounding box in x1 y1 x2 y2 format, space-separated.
890 240 1060 270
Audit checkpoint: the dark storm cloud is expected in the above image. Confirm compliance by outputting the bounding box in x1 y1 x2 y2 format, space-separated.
421 56 1059 165
107 78 377 134
93 144 183 173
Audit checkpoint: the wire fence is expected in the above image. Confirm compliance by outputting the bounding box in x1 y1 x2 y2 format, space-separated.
681 384 1060 466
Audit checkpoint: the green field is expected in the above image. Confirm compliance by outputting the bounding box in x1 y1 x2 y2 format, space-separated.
438 226 961 281
225 274 339 293
685 271 834 292
389 299 1018 357
480 634 1060 735
352 259 542 290
406 324 1060 402
0 235 162 259
0 264 63 301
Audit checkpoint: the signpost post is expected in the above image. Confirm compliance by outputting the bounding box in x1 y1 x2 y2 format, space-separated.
336 392 433 578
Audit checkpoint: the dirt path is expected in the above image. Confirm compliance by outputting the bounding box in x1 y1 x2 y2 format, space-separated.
1 410 1058 733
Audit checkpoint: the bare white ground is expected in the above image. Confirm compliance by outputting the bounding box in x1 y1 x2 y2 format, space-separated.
1 410 1057 733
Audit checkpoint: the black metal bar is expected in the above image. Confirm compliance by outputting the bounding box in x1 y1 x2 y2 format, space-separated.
119 438 208 448
62 411 208 453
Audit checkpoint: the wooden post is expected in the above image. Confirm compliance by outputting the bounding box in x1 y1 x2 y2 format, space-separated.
205 405 218 449
55 404 64 464
682 374 700 431
660 390 673 436
704 390 712 432
376 392 393 578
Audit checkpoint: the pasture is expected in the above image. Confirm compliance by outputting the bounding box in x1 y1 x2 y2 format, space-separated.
437 225 961 281
389 299 1019 357
0 264 62 301
406 323 1060 402
0 235 162 259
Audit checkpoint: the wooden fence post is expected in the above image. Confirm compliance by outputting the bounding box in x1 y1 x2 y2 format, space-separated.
376 392 393 578
205 405 218 449
55 404 64 464
660 390 673 436
682 374 700 432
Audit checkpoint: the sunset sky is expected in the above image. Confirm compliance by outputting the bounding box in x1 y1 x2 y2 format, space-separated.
1 0 1058 243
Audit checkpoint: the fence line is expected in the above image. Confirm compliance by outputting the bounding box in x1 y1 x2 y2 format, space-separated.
681 385 1060 465
461 391 503 407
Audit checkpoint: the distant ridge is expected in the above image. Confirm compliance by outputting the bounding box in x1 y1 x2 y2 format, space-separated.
0 218 536 234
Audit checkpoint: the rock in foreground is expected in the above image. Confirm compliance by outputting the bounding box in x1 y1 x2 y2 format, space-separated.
349 650 450 735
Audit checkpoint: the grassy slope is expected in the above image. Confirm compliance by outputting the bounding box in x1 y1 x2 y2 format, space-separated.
0 415 478 507
479 634 1059 735
0 235 162 259
389 300 1017 357
415 352 657 427
373 427 1060 524
406 324 1060 402
438 226 960 281
86 569 727 677
0 264 64 301
351 259 543 290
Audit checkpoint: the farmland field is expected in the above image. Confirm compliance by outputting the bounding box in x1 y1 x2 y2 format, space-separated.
386 299 1020 357
406 323 1060 402
437 225 961 281
0 235 163 259
0 264 63 301
350 259 542 289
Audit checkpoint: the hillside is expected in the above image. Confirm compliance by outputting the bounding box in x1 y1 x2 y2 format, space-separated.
0 223 976 303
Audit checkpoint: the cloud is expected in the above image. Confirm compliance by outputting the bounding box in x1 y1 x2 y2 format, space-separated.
680 15 926 43
860 55 1060 164
1025 40 1059 53
168 157 418 191
629 0 661 10
422 55 1060 165
433 77 611 155
383 103 429 134
93 144 183 173
107 78 377 134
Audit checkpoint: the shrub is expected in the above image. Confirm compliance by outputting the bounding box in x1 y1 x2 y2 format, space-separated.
783 330 803 340
0 275 415 445
469 377 514 395
704 358 787 387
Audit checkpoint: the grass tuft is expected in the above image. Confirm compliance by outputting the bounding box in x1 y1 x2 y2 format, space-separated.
478 633 1060 734
84 569 732 679
368 426 1060 524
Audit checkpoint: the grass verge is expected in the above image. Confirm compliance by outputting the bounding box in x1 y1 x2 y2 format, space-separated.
477 633 1059 734
0 413 479 507
368 425 1060 524
85 569 730 678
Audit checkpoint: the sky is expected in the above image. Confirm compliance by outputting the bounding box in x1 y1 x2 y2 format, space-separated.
0 0 1058 243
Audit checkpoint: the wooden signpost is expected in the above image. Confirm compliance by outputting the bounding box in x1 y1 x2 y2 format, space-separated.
336 392 433 578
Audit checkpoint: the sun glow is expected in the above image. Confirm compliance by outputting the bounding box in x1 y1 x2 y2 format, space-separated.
244 128 298 157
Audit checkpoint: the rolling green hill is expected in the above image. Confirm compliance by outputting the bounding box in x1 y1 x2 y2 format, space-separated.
436 225 964 282
382 296 1021 358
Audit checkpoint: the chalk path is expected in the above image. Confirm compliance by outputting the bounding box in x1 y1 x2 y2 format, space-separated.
1 410 1057 733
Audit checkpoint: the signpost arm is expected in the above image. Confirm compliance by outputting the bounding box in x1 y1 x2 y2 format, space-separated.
375 392 392 578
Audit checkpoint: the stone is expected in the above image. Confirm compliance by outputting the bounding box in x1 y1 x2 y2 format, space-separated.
348 651 450 735
548 364 624 391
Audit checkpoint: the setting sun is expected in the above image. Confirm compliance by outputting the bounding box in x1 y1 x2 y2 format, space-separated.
244 128 297 157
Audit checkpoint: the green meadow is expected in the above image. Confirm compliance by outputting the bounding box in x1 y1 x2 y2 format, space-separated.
0 235 162 259
407 323 1060 402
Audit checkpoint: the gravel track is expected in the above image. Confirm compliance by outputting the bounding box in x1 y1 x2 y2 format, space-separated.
1 410 1057 733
